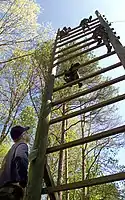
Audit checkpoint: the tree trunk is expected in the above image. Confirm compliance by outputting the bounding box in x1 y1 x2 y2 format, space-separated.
65 120 69 200
65 148 69 200
57 103 66 200
80 101 86 200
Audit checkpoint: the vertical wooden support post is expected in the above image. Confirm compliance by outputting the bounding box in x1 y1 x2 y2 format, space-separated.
65 119 69 200
80 101 86 200
57 103 66 200
95 10 125 69
24 31 59 200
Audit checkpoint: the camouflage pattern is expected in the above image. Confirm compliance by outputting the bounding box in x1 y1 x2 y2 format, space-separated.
64 63 83 88
0 184 24 200
60 27 71 39
92 25 112 53
80 18 90 30
80 16 92 31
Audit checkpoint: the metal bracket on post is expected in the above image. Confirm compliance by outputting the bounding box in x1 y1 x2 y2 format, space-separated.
95 10 125 69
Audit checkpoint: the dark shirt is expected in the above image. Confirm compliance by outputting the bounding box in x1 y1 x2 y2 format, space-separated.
0 142 28 188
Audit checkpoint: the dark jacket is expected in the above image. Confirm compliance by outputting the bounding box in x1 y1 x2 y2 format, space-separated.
0 142 28 188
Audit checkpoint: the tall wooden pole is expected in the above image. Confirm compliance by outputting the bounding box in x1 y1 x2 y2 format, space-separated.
24 31 59 200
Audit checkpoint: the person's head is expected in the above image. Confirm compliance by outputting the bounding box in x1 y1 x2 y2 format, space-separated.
71 63 80 69
89 16 92 22
68 27 71 31
63 27 67 31
10 125 30 143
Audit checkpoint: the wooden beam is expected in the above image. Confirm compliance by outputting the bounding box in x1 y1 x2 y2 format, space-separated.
54 43 104 66
24 31 59 200
55 51 115 78
57 25 99 48
96 10 125 69
68 18 99 33
42 172 125 193
57 19 99 39
53 74 125 106
54 62 121 92
55 40 97 60
57 21 99 43
47 125 125 153
44 164 59 200
50 93 125 124
63 20 99 37
55 37 92 55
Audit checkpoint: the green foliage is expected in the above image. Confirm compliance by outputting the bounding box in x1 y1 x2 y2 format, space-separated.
0 0 53 63
13 106 37 131
34 40 54 82
0 139 11 166
89 183 122 200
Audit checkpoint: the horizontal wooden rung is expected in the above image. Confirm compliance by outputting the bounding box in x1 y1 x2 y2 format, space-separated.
50 93 125 124
55 51 115 79
42 172 125 193
54 40 97 61
54 43 104 66
52 74 125 106
57 25 99 48
68 18 99 33
57 22 100 43
63 20 99 38
47 124 125 153
54 61 120 92
55 37 92 55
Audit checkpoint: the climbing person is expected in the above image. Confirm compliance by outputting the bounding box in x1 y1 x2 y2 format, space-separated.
92 25 112 53
64 62 83 88
60 26 71 39
80 16 92 31
0 125 30 200
63 26 71 34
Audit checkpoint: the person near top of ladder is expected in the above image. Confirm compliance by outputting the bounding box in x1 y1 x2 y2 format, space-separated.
0 125 30 200
92 25 112 53
80 16 92 31
59 26 71 39
64 62 83 88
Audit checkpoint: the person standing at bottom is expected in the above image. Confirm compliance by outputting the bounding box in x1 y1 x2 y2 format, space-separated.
0 125 30 200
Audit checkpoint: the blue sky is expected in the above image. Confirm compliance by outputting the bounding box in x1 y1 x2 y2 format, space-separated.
37 0 125 39
36 0 125 165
